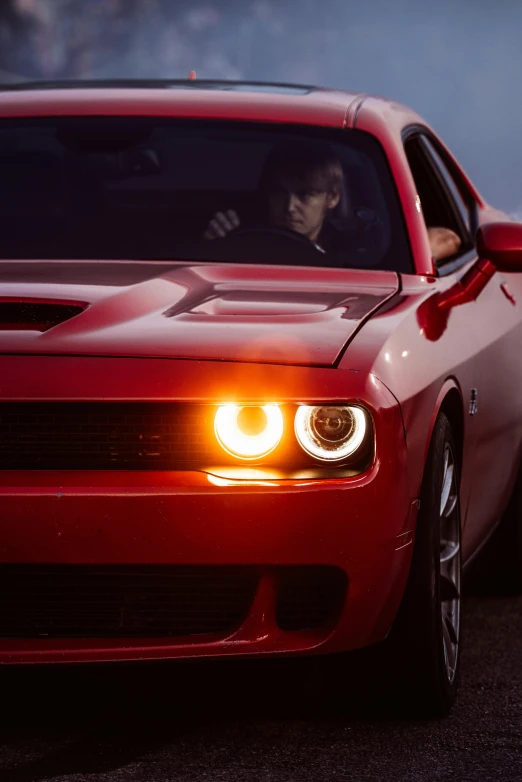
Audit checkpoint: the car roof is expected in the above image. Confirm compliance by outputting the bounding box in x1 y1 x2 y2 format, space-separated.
0 78 401 129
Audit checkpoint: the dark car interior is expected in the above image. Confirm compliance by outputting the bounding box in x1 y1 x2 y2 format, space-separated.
0 119 413 272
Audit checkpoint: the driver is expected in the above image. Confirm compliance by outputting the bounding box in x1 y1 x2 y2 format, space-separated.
204 140 461 263
204 141 343 255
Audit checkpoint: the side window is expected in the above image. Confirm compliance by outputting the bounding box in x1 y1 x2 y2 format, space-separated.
420 136 475 236
404 133 474 266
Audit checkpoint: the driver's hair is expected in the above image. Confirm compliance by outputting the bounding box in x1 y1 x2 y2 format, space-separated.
259 141 344 196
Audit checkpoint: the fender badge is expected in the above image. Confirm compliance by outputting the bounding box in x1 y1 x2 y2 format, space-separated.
469 388 478 416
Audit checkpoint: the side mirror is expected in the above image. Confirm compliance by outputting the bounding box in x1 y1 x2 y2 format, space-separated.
476 221 522 272
417 221 522 341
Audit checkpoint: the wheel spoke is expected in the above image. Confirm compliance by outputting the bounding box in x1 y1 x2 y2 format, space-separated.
440 572 460 602
442 615 458 677
440 458 454 517
444 612 459 645
440 540 460 564
441 492 457 519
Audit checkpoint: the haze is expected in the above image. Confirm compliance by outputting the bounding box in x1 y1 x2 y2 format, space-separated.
1 0 520 214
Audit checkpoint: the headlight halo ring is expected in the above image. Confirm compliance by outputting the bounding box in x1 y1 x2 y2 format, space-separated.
214 403 284 460
294 404 368 462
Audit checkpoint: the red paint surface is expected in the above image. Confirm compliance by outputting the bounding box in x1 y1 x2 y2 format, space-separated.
0 263 398 365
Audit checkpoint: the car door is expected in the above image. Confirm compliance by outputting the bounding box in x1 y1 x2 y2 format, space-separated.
403 128 522 556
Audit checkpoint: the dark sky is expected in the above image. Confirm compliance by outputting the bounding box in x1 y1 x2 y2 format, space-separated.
1 0 520 214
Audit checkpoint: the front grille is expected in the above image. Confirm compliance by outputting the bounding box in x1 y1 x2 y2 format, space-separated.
1 402 220 470
276 567 347 631
0 565 258 639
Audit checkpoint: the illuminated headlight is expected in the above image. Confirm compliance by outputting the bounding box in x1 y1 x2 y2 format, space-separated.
214 404 284 459
294 405 368 462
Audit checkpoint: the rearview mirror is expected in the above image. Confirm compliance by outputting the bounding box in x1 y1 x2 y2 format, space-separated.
476 221 522 272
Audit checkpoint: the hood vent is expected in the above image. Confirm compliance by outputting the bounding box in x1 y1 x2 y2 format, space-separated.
0 300 86 332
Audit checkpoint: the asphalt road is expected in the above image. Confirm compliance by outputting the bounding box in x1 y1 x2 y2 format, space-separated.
2 590 522 782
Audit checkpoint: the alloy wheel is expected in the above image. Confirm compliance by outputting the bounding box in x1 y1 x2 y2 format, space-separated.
439 443 461 684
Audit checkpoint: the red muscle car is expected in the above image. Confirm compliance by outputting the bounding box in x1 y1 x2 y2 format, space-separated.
1 79 522 716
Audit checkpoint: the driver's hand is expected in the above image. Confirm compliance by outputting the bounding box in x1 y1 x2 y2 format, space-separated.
204 209 241 239
427 226 461 262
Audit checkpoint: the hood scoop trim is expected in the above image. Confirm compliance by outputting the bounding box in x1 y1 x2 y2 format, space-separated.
0 300 86 332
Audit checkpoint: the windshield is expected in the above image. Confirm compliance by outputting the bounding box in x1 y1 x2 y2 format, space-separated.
0 117 412 271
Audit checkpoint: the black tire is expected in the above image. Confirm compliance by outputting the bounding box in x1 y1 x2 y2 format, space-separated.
385 412 462 716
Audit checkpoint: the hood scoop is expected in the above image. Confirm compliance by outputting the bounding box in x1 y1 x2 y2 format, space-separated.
0 300 86 332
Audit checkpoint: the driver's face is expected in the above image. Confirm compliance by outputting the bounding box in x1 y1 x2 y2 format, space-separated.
268 185 340 243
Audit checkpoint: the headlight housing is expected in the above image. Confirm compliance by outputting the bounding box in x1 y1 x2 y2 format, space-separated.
294 405 368 462
214 404 284 460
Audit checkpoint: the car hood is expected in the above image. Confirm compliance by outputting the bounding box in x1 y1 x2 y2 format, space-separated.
0 261 399 366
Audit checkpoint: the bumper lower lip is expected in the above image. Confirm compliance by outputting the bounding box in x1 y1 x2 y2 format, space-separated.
0 468 417 665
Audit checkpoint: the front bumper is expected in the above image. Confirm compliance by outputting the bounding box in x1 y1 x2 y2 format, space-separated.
0 356 416 664
0 467 417 665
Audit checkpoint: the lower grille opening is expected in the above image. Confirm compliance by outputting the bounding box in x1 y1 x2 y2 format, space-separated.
276 567 347 631
0 565 258 639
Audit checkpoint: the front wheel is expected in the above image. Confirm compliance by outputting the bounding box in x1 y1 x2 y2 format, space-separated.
385 412 462 716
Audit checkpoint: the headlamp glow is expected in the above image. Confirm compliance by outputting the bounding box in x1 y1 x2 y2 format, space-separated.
294 405 367 462
214 404 284 460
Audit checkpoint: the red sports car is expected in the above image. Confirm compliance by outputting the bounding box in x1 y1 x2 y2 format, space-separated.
1 79 522 716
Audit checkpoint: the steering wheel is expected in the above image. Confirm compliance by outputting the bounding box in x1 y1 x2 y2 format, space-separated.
215 225 325 264
230 225 318 246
